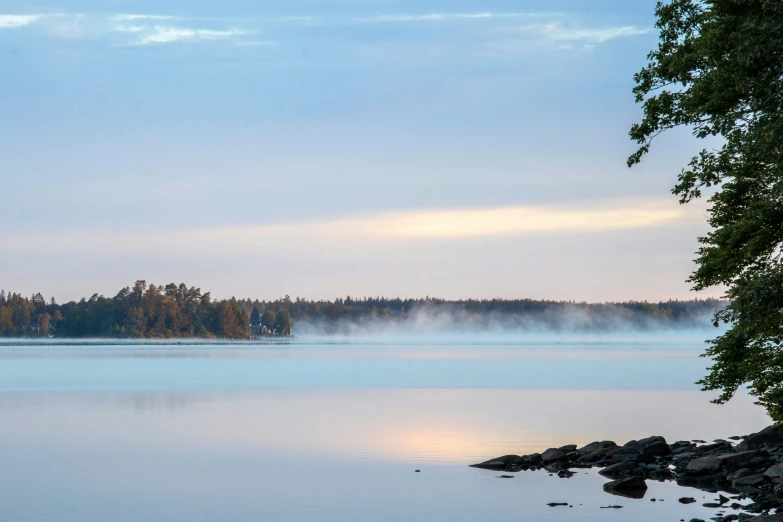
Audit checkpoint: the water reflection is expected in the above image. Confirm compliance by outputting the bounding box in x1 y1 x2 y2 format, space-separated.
0 342 771 522
0 389 769 463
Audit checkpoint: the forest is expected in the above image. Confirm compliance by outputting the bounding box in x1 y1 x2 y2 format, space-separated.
0 281 723 338
0 281 250 339
239 296 723 334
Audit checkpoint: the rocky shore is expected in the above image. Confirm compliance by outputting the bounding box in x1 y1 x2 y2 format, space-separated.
471 425 783 522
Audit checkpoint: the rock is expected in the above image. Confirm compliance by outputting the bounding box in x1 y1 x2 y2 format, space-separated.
470 455 521 470
547 503 568 507
737 426 783 452
608 446 639 456
675 446 697 455
614 453 654 463
728 468 753 481
674 451 701 461
642 440 672 456
698 442 734 454
623 440 644 450
703 502 722 508
764 463 783 479
676 472 727 486
732 474 766 487
716 451 765 471
522 453 542 464
603 477 648 499
541 448 567 463
679 497 697 504
558 444 577 452
599 462 639 477
600 505 623 509
638 435 667 446
743 515 783 522
580 448 612 463
498 475 514 478
689 519 706 522
577 441 616 453
688 456 722 473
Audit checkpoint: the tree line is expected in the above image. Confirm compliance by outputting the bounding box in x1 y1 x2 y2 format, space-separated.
1 284 722 338
0 281 249 339
237 296 724 333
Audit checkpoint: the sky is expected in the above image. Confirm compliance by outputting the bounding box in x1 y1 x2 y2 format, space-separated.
0 0 720 303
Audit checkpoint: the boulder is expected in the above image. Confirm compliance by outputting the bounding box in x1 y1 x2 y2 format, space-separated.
728 468 754 481
522 453 542 464
732 474 766 487
697 442 733 454
541 448 567 463
602 477 648 499
580 448 612 463
642 440 672 456
744 515 783 522
623 440 644 450
687 456 721 473
470 455 524 470
737 426 783 451
612 453 654 463
638 435 667 446
673 451 700 461
716 451 764 471
577 441 616 453
764 463 783 479
674 446 696 455
558 444 577 452
607 447 640 457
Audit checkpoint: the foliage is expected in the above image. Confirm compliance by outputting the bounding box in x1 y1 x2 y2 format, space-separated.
0 281 249 339
250 306 261 327
630 1 783 419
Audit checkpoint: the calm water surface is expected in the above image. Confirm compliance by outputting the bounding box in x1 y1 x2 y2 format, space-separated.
0 336 771 521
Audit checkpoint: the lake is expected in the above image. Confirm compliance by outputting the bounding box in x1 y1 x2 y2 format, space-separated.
0 334 771 521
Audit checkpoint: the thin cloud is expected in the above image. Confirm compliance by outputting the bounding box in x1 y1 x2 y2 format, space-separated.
349 12 547 24
0 14 42 28
542 24 651 44
490 22 650 54
133 26 247 45
2 199 692 257
113 14 178 22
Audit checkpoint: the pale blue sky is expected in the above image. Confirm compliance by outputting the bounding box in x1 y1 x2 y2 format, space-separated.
0 1 717 302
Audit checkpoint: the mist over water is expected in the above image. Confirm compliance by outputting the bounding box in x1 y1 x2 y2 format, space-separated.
292 301 725 345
